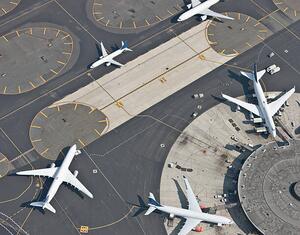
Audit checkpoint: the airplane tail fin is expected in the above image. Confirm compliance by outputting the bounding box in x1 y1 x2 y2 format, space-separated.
145 192 160 215
240 64 265 82
121 41 132 51
30 201 56 213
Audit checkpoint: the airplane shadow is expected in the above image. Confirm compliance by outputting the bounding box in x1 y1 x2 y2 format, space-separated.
223 146 261 234
227 69 253 97
172 178 188 209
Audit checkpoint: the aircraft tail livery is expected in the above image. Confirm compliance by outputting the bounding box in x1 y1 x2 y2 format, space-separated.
144 193 160 215
121 41 132 52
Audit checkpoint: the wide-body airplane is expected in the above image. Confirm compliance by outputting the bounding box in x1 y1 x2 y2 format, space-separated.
222 64 295 137
90 41 132 69
145 176 233 235
16 144 93 213
178 0 234 22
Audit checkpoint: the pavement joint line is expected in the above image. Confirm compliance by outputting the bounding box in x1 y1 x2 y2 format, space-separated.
54 0 101 44
0 129 36 234
0 0 54 29
261 40 300 76
258 8 280 22
51 196 81 235
0 211 29 235
9 148 35 163
250 0 300 41
82 147 147 234
0 70 93 121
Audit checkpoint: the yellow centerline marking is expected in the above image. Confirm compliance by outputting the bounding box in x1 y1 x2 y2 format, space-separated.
40 111 48 118
31 125 41 128
94 129 101 136
41 148 49 155
78 139 85 146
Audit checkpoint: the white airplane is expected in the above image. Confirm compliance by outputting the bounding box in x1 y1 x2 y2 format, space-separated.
145 176 233 235
16 144 93 213
90 41 132 68
178 0 234 22
222 64 295 137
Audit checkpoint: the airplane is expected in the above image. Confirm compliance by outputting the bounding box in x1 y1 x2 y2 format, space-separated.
178 0 234 22
222 64 295 137
16 144 93 213
145 176 233 235
90 41 132 69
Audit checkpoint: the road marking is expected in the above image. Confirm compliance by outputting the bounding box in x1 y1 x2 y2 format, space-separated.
78 139 85 146
39 75 46 83
74 103 78 110
94 129 101 136
55 29 60 37
41 148 49 155
57 60 66 65
133 21 136 28
31 139 42 143
2 36 8 42
50 69 58 75
145 19 150 26
29 81 35 88
31 125 41 128
40 111 48 118
18 86 21 93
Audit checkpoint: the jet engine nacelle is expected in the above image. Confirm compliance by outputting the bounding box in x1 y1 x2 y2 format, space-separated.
50 163 55 168
169 213 175 219
200 15 208 21
187 3 192 9
106 62 111 66
73 170 78 178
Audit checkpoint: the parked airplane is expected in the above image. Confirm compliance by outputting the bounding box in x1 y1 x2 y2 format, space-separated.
90 41 132 68
16 144 93 213
145 176 233 234
222 64 295 137
178 0 234 22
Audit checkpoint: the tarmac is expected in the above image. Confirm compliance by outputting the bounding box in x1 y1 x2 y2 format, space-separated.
160 93 300 235
0 0 300 235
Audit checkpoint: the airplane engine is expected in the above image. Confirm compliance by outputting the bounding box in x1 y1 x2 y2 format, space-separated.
187 3 192 9
169 213 175 219
106 62 111 66
50 163 55 168
73 170 79 178
200 15 207 21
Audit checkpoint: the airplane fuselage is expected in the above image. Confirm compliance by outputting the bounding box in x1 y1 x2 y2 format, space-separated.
44 145 76 203
155 205 233 225
90 49 125 68
178 0 219 21
253 80 276 137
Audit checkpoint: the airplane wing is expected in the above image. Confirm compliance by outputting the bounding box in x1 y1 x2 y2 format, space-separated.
222 94 261 117
178 218 201 235
100 42 108 57
268 87 295 116
109 59 124 67
191 0 201 8
183 177 202 213
63 170 94 199
16 168 58 177
199 9 234 20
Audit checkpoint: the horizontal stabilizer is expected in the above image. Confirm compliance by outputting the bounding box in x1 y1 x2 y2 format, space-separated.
144 206 156 215
30 201 56 213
